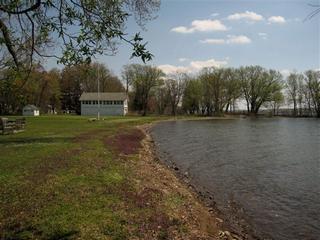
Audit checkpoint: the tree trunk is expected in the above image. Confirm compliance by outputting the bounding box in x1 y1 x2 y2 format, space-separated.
225 102 230 113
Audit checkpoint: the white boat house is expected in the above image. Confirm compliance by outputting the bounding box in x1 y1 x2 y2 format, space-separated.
79 92 128 116
22 105 40 116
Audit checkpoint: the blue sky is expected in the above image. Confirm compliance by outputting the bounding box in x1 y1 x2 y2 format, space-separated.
46 0 320 77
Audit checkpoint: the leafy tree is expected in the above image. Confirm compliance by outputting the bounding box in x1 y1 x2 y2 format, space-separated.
269 91 285 116
131 65 164 116
200 67 229 116
0 64 61 114
0 0 160 71
182 78 203 115
60 63 123 113
239 66 283 115
0 68 20 114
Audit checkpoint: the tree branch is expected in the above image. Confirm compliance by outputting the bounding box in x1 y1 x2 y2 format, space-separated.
0 19 19 68
0 0 41 14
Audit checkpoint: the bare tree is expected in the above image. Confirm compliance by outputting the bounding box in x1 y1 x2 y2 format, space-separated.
154 82 168 115
165 73 187 116
223 68 242 113
305 70 320 117
286 72 304 116
121 64 140 94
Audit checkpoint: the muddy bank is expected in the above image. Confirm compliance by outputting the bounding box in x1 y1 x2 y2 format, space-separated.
139 123 262 240
137 124 260 240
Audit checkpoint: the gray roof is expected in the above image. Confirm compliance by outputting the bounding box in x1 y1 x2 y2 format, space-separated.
23 104 39 110
79 92 127 101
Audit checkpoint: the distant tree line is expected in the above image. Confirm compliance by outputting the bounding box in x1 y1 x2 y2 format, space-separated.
286 71 320 117
122 64 319 118
0 63 123 115
0 63 319 117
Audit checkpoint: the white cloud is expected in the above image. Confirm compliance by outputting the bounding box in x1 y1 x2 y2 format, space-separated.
200 39 225 44
268 16 286 24
190 59 228 69
192 19 226 32
170 26 194 34
171 19 227 33
200 35 251 45
158 65 189 74
280 69 292 78
258 33 268 40
178 58 188 62
227 11 264 21
211 13 220 17
158 58 228 75
227 35 251 44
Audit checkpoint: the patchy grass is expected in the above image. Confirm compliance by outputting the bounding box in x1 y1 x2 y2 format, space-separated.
104 128 145 155
0 115 223 240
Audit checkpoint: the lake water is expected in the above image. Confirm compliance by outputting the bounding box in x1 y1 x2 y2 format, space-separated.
151 118 320 240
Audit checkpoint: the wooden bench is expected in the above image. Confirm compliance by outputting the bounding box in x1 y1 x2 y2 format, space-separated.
0 117 26 134
14 118 26 130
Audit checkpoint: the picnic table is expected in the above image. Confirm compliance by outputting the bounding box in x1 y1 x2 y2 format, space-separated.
0 117 26 134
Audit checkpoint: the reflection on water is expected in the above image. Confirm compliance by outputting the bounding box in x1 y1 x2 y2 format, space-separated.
151 118 320 240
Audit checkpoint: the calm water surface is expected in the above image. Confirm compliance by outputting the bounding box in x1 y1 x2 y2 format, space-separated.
151 118 320 240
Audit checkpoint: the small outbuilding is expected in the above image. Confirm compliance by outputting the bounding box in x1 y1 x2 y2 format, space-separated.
23 105 40 116
79 92 128 116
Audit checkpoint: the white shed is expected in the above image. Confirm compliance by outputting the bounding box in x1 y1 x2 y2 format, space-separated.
79 92 128 116
23 105 40 116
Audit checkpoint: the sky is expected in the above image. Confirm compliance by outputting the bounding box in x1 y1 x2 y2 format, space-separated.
46 0 320 78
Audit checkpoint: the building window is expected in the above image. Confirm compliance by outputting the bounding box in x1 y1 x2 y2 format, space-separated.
113 100 123 105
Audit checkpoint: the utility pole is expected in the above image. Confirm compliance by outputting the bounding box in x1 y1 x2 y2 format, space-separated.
97 65 100 120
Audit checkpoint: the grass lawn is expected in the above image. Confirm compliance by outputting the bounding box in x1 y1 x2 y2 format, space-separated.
0 115 222 240
0 115 161 239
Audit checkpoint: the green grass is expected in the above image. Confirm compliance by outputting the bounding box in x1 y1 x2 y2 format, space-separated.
0 115 170 240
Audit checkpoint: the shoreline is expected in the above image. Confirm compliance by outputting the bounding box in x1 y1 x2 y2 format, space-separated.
137 122 260 240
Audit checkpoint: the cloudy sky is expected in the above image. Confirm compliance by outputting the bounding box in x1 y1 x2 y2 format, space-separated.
47 0 319 77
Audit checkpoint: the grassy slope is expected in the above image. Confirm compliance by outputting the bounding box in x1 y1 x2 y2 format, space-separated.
0 115 221 240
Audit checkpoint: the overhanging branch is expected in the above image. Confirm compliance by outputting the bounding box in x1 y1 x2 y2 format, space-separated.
0 19 19 68
0 0 41 14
